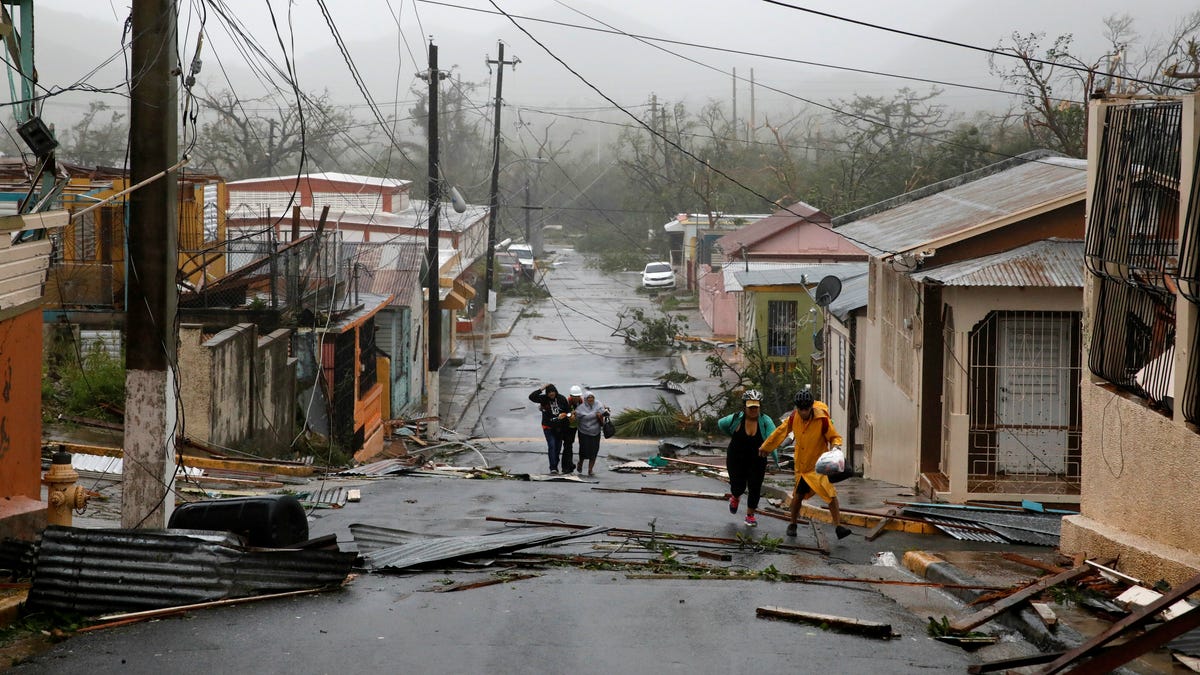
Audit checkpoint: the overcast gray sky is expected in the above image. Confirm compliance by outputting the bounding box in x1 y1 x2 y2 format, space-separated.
27 1 1200 145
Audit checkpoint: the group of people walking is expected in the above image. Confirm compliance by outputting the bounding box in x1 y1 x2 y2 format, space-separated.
718 387 853 540
529 383 609 476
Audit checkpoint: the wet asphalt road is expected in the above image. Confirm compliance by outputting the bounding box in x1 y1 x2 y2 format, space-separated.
14 249 1022 674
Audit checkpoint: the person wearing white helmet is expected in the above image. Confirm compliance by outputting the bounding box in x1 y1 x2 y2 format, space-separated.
558 385 585 474
716 388 777 527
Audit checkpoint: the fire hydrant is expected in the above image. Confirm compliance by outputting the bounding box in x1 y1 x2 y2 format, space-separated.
43 449 89 526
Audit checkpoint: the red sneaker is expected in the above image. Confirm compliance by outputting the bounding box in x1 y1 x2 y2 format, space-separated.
728 496 739 514
744 514 757 527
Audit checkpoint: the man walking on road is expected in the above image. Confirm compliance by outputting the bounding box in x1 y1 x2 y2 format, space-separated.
530 384 571 473
717 389 777 527
762 389 852 540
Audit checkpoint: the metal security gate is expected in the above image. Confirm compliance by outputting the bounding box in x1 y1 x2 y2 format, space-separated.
968 311 1082 493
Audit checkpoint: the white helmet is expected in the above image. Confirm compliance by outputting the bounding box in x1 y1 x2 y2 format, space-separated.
569 385 583 397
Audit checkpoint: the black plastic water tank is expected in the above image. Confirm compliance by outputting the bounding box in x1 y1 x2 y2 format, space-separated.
168 495 308 548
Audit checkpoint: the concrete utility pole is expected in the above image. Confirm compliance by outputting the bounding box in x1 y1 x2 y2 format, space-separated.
124 0 179 528
482 41 518 357
422 42 447 439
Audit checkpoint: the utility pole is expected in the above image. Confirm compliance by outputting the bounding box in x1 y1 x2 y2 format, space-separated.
482 41 517 357
749 68 756 144
422 42 447 439
650 93 658 165
124 0 178 528
731 67 737 140
267 119 276 174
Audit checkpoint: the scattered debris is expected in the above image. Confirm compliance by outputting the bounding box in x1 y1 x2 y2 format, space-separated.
431 573 538 593
757 606 899 639
359 525 609 572
347 489 361 502
697 550 733 562
948 566 1090 633
1031 601 1058 627
26 526 355 616
77 584 346 633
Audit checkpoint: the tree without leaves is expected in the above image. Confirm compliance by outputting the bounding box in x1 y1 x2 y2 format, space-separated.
191 88 363 180
59 101 129 168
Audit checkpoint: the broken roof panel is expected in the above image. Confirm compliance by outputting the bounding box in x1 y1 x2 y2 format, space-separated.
727 262 868 292
364 526 608 572
27 526 355 615
827 273 870 322
919 239 1084 288
834 152 1086 255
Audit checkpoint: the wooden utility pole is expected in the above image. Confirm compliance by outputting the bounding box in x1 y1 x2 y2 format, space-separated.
422 42 447 438
749 68 756 143
123 0 179 528
482 41 517 357
731 67 738 139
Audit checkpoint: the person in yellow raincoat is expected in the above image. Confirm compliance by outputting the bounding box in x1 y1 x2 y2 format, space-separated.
760 389 852 540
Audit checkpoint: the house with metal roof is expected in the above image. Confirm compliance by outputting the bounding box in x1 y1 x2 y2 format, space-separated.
697 201 867 342
833 150 1088 503
821 272 869 466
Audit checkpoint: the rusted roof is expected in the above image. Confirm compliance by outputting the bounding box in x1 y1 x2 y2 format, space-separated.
834 151 1086 255
920 239 1084 288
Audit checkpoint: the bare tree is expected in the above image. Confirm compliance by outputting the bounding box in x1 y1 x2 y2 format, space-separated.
60 101 129 168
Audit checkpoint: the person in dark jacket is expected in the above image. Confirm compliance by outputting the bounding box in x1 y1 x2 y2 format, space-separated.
529 383 571 473
716 389 777 528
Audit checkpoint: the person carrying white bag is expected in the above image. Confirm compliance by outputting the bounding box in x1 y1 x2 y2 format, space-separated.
760 388 853 540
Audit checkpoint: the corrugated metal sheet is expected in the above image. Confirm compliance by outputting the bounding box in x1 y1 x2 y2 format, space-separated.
27 526 355 615
919 239 1084 287
827 273 870 322
835 153 1086 254
335 458 416 476
901 506 1062 536
349 523 441 554
1169 627 1200 657
727 262 868 292
365 526 609 572
918 515 1007 543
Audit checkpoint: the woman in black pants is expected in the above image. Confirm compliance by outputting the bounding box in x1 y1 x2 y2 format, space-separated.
716 389 777 527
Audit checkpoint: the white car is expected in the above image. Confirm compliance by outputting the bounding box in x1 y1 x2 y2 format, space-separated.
641 262 676 289
507 244 535 279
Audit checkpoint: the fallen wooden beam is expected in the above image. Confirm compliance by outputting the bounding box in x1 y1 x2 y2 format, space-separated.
864 507 898 541
79 584 341 633
433 574 538 592
1041 570 1200 674
697 550 733 562
1001 552 1067 575
948 565 1091 633
756 606 897 639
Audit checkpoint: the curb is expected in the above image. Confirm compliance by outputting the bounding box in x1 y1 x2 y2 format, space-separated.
901 550 1085 652
760 482 939 535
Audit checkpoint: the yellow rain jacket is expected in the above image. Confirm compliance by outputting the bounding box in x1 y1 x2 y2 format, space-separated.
761 401 844 502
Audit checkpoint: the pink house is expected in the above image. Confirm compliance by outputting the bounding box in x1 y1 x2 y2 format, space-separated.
699 201 867 336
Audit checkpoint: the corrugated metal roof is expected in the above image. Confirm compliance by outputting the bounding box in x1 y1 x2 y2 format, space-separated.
364 526 608 572
728 262 868 292
902 506 1062 535
1169 627 1200 657
27 526 355 615
917 515 1007 543
828 273 870 322
349 523 441 554
335 459 417 476
919 239 1084 287
835 153 1086 255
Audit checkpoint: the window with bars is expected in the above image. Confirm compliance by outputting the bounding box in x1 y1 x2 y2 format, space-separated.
766 300 797 357
1085 100 1189 417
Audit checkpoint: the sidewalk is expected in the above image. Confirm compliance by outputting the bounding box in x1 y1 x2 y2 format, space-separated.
438 294 526 436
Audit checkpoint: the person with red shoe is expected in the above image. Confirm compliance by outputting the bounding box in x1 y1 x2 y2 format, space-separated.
716 389 777 528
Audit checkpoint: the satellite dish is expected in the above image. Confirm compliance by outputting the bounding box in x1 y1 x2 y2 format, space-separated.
813 329 824 351
814 275 842 308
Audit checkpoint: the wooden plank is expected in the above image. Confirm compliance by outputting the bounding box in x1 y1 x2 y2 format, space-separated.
0 268 48 297
0 238 50 263
1041 570 1200 674
1001 552 1067 574
864 507 899 541
0 210 69 233
948 565 1090 633
697 550 732 562
1030 601 1058 627
756 606 897 639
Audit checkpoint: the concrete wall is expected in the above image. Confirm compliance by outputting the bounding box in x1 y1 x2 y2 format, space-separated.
697 265 738 337
253 329 296 452
206 324 256 448
179 323 296 455
1061 385 1200 587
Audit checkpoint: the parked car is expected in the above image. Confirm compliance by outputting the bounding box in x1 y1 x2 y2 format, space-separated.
494 251 521 288
508 244 535 279
641 262 676 290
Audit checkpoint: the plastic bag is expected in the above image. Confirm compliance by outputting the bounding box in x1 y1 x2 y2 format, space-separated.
815 447 845 476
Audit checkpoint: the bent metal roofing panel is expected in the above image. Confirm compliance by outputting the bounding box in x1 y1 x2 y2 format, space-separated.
834 153 1086 255
919 239 1084 288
